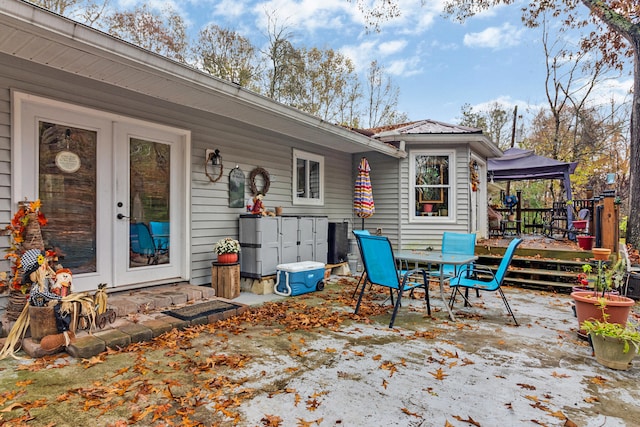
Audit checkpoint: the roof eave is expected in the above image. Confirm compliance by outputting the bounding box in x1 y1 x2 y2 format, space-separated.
0 0 404 159
376 133 502 158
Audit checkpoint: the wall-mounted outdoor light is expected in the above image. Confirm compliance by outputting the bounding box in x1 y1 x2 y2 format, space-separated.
205 148 223 182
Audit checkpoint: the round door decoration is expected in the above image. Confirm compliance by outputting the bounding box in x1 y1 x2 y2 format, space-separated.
55 151 81 173
249 167 270 196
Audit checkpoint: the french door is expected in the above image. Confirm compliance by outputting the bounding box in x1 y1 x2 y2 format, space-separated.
16 93 189 292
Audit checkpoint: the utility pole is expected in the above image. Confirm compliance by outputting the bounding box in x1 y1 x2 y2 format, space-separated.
506 106 518 195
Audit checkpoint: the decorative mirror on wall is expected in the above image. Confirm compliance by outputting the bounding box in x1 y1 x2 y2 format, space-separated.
229 167 245 208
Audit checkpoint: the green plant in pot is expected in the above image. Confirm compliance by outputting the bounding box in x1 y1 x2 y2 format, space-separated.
571 257 635 338
581 299 640 370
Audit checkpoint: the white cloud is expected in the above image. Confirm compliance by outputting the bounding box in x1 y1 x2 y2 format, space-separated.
463 23 524 49
430 40 458 51
378 40 408 56
387 56 422 77
340 41 378 72
211 0 251 19
585 76 633 110
250 0 359 35
386 0 446 35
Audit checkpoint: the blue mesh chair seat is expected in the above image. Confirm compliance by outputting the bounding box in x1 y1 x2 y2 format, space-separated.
448 238 522 325
354 233 431 328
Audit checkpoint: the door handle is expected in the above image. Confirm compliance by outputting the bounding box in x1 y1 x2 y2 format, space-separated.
117 213 129 220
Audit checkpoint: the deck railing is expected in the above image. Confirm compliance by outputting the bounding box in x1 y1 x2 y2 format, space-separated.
495 198 595 236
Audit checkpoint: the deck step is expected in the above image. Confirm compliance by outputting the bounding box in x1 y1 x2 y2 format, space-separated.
475 254 584 291
503 276 574 289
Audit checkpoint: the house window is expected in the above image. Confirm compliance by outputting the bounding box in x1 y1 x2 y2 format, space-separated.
293 149 324 205
411 152 453 219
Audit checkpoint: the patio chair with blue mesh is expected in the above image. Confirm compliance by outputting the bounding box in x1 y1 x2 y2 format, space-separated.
448 237 522 325
351 229 371 298
130 222 159 265
354 233 431 328
149 221 170 254
433 231 477 280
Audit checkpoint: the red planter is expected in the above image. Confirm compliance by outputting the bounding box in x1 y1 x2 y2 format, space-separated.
571 291 634 336
217 253 238 264
572 220 587 230
576 235 595 250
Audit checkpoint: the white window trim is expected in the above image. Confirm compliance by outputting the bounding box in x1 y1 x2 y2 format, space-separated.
292 149 324 206
409 149 456 223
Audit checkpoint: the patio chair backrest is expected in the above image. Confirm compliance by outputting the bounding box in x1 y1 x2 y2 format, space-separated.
352 229 371 237
355 234 400 290
442 232 476 255
150 221 170 251
130 222 156 256
441 232 476 276
494 238 523 287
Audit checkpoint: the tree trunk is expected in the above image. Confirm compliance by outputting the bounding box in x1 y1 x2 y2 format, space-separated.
626 35 640 249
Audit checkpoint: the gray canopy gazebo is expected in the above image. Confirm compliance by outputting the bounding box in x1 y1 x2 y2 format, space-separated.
488 147 578 224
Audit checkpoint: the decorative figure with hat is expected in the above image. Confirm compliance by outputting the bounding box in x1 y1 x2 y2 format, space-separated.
251 193 266 215
21 248 75 352
52 268 73 297
250 193 275 216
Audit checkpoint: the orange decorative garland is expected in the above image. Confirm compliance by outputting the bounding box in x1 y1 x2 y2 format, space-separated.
2 200 49 293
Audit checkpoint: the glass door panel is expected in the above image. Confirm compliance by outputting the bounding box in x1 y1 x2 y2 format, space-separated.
39 122 97 274
129 138 171 268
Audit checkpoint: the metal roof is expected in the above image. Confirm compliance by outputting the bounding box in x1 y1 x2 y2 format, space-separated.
364 120 502 158
0 0 405 159
368 120 484 136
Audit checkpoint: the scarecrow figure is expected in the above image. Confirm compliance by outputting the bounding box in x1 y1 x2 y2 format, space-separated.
53 268 73 297
251 193 275 216
21 249 75 352
251 193 266 215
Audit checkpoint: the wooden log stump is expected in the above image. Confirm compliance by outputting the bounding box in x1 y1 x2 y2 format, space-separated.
211 262 240 299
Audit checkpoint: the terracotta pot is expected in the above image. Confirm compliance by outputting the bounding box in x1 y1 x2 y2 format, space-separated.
590 333 637 370
216 253 238 264
422 204 433 213
592 248 611 261
571 291 634 336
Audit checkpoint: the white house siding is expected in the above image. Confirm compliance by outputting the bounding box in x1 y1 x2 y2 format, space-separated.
0 84 10 315
356 152 401 245
0 53 357 290
398 144 472 251
190 130 355 286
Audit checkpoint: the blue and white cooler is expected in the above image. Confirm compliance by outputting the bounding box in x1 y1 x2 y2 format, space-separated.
274 261 326 296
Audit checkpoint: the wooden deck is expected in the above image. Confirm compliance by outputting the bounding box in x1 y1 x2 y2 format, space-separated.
476 235 596 291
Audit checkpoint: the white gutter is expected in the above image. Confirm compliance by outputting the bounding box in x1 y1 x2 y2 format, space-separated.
1 0 405 159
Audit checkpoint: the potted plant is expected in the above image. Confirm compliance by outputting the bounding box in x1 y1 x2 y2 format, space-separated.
213 237 241 264
582 299 640 370
571 257 634 338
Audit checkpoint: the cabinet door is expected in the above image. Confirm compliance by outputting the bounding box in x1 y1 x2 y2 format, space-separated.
280 217 299 264
298 217 315 261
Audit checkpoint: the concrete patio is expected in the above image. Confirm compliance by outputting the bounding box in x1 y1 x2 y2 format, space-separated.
0 277 639 426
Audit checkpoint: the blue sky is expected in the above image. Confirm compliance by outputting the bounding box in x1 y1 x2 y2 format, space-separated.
116 0 632 125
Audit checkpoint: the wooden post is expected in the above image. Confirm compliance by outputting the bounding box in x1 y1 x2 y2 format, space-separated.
211 262 240 299
599 191 619 255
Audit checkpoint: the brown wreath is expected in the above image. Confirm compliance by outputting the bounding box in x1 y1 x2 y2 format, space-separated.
249 167 270 196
